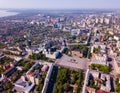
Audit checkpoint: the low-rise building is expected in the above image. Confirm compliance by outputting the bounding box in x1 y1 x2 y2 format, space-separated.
91 53 108 65
114 36 119 41
100 74 111 92
13 77 35 93
13 61 53 93
82 69 111 93
71 29 81 36
45 51 60 59
117 41 120 51
113 56 120 74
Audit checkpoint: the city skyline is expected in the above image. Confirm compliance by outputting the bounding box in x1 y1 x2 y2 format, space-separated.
0 0 120 93
0 0 120 9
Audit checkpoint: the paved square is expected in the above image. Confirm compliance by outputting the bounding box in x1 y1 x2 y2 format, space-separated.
56 55 90 70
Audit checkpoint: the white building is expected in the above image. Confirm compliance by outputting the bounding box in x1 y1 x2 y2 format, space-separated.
71 29 81 36
46 51 59 59
82 69 111 93
117 41 120 51
91 54 108 65
14 62 53 93
99 18 104 23
114 36 119 41
95 18 99 23
100 74 111 92
63 27 71 32
113 56 120 74
13 78 35 93
104 18 110 24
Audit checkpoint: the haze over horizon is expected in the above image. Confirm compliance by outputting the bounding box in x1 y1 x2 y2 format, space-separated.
0 0 120 9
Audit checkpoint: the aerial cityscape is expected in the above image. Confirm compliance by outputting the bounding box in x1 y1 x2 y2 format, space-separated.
0 0 120 93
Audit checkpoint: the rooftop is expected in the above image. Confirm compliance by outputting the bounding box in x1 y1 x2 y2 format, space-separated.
13 79 35 93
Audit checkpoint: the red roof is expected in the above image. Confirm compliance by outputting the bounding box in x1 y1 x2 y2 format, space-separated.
27 71 33 75
96 90 106 93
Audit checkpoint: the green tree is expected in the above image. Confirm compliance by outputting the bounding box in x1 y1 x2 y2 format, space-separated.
64 83 69 91
8 89 14 93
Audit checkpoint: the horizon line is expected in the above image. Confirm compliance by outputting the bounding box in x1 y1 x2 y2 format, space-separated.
0 8 120 10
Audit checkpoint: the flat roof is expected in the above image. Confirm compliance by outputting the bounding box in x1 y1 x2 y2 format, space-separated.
14 79 35 93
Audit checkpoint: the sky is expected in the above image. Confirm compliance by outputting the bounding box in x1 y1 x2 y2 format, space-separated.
0 0 120 9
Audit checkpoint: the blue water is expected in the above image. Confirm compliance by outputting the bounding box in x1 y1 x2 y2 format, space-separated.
0 10 18 17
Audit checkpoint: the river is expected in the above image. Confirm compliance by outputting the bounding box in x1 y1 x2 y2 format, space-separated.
0 10 18 17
